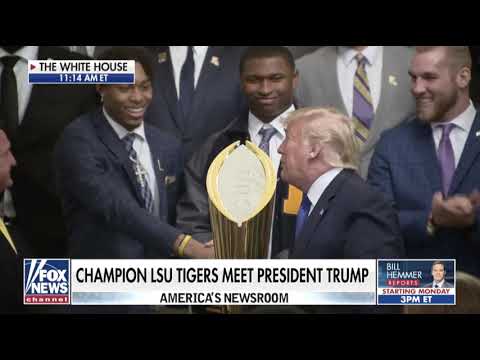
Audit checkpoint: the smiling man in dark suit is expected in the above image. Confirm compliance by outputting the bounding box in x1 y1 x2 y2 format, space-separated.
368 46 480 276
54 47 213 261
176 46 300 258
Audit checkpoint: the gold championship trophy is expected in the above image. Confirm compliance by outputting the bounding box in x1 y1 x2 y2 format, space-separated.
206 141 277 314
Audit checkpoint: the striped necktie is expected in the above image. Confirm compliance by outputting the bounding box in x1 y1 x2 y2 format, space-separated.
123 133 154 213
352 53 374 143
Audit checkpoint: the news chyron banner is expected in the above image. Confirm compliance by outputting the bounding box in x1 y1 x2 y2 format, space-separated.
377 259 456 305
28 60 135 84
23 259 456 306
24 259 377 306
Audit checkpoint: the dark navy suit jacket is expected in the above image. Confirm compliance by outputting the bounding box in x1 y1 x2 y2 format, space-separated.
291 169 404 259
54 109 183 259
368 113 480 276
145 46 248 161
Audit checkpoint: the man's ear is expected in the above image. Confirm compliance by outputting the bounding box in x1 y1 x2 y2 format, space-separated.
292 69 299 91
309 143 322 159
456 66 471 90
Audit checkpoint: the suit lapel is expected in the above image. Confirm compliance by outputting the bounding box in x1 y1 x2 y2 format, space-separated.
450 112 480 194
364 47 396 152
415 121 443 194
186 46 223 130
93 110 145 205
144 126 167 216
155 47 184 132
295 169 350 253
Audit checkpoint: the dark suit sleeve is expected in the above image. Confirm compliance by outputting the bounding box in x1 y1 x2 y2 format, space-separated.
176 143 213 243
367 135 432 250
54 127 182 256
344 191 405 259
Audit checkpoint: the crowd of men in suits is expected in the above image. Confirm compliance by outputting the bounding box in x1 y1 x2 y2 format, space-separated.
1 45 479 314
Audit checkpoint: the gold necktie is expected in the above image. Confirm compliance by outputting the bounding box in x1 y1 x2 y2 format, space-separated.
0 217 17 255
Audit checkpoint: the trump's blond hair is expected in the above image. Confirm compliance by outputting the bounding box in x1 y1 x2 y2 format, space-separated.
283 107 359 170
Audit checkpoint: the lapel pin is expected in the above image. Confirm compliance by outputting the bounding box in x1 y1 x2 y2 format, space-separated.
476 131 480 137
158 52 168 64
210 56 220 67
165 176 176 185
388 75 398 87
319 209 325 217
157 160 164 172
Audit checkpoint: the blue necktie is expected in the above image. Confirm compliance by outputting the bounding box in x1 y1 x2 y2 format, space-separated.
178 46 195 121
123 133 154 213
295 194 311 239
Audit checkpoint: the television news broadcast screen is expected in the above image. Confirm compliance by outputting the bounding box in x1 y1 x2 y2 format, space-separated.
2 46 480 315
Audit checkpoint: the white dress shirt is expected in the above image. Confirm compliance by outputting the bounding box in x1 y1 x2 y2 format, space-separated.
0 46 39 218
169 46 209 98
68 46 96 58
306 168 343 216
432 279 445 288
431 102 476 169
104 109 160 216
337 46 383 117
247 105 295 258
248 105 295 175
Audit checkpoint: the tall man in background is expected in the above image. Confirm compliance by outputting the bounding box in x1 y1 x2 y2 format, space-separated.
145 46 248 161
0 46 98 257
295 46 415 177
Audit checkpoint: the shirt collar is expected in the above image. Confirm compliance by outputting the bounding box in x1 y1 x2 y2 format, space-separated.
0 46 38 62
169 46 209 57
433 279 445 288
103 107 146 142
431 101 477 133
306 168 343 208
248 104 295 139
338 46 382 67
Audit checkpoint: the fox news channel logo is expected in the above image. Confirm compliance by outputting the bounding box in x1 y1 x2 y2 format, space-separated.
28 60 135 84
377 259 455 305
24 259 70 305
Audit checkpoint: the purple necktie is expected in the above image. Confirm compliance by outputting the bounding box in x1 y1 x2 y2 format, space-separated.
437 123 456 196
352 54 374 143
